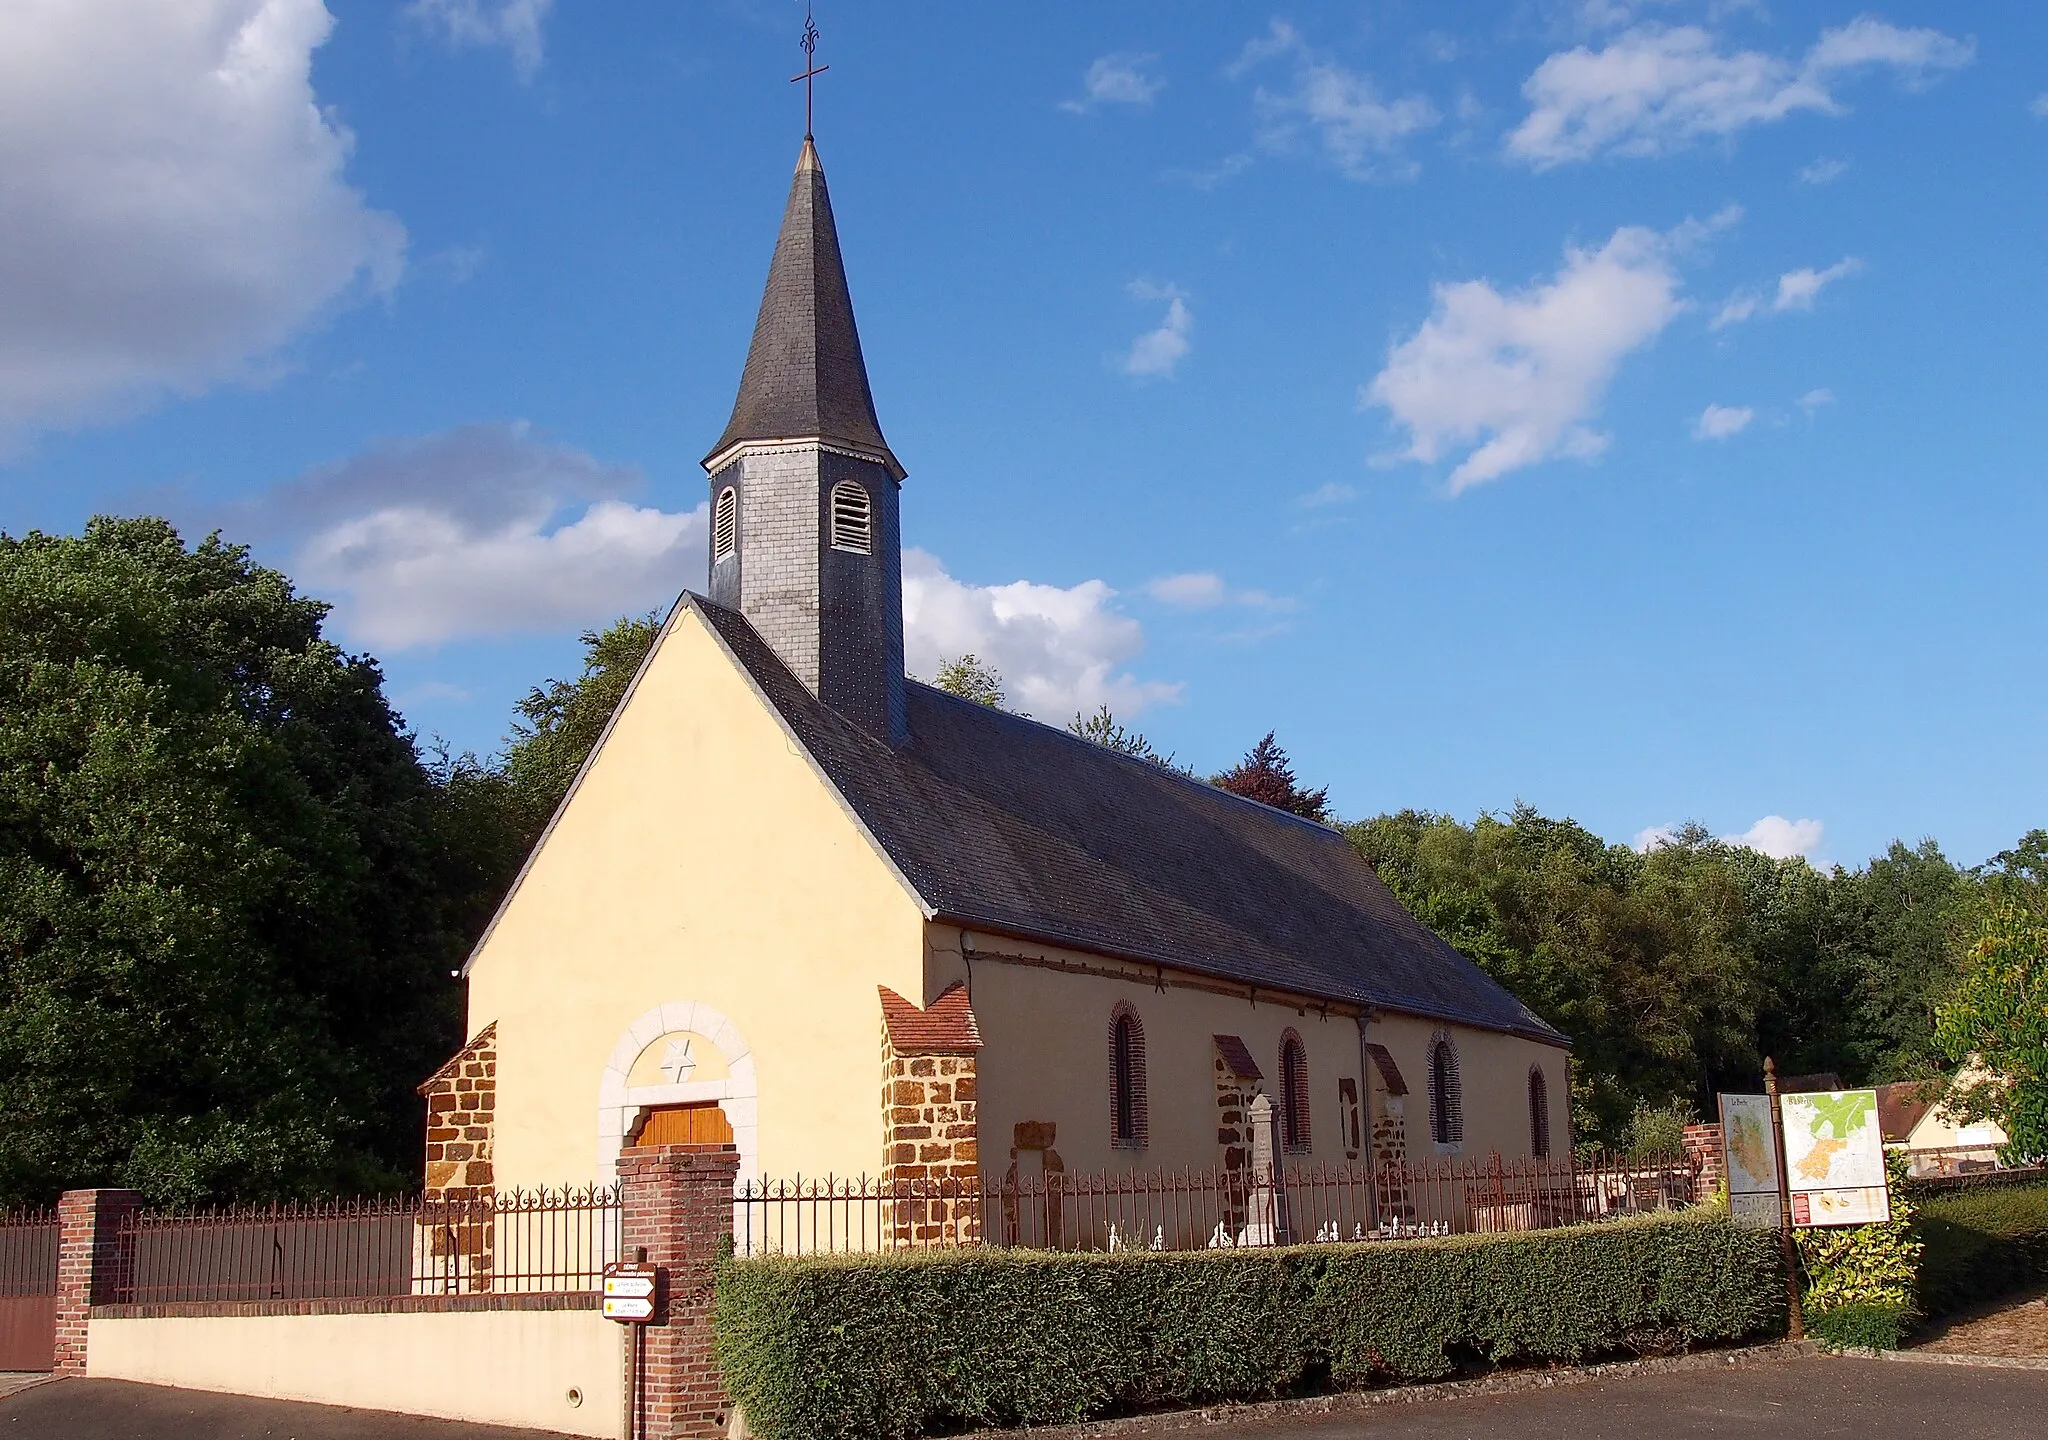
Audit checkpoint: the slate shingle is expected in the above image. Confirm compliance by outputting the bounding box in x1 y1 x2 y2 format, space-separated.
691 595 1568 1047
706 139 902 478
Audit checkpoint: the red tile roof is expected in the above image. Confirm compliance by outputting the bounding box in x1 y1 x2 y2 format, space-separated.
1213 1034 1262 1081
879 983 982 1052
417 1022 495 1096
1875 1081 1937 1143
1364 1042 1410 1097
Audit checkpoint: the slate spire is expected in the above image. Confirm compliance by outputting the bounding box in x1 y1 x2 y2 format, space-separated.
704 139 902 479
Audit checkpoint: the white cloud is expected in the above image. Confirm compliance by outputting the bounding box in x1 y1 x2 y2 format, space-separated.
1798 387 1835 413
242 423 704 649
1145 572 1227 608
1508 18 1974 166
1633 823 1682 852
1728 815 1826 861
1773 258 1862 311
1122 282 1192 379
0 0 404 448
1060 53 1162 113
1692 403 1754 440
1365 215 1719 491
1712 257 1861 328
902 549 1180 719
1635 815 1827 862
1234 20 1439 180
405 0 551 81
1798 156 1849 184
2033 93 2048 119
1143 572 1295 612
1298 481 1357 507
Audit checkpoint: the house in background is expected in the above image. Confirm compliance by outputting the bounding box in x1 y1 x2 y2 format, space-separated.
426 137 1570 1223
1876 1059 2011 1176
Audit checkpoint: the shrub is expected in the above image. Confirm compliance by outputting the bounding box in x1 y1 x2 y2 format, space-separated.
1807 1301 1911 1351
1796 1153 1921 1349
1913 1181 2048 1315
714 1213 1783 1440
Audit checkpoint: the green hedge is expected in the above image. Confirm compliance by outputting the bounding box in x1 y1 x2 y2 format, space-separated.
715 1213 1783 1440
1913 1182 2048 1316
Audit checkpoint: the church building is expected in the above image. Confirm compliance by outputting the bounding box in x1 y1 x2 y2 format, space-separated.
428 137 1570 1215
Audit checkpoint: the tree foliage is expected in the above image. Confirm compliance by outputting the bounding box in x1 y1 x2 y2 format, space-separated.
1934 899 2048 1162
0 519 479 1205
1212 733 1331 822
934 654 1005 710
1067 705 1184 770
1347 806 2037 1148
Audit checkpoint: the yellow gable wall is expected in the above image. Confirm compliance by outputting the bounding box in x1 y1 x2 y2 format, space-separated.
929 927 1568 1175
465 605 927 1189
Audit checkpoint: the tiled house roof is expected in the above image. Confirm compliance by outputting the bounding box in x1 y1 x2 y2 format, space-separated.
693 595 1566 1047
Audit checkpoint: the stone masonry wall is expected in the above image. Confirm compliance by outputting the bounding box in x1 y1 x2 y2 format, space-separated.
878 985 981 1244
418 1023 497 1290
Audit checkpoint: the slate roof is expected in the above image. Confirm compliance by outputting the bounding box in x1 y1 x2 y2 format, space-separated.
691 595 1567 1046
706 139 902 478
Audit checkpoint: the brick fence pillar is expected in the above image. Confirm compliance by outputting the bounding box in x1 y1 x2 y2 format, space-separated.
54 1188 142 1376
1682 1121 1724 1204
617 1143 741 1440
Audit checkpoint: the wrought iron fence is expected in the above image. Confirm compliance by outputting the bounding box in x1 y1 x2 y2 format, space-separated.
120 1186 621 1304
0 1206 59 1298
735 1152 1699 1257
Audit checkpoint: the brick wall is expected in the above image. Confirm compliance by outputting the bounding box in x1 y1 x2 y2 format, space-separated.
617 1143 740 1440
879 985 981 1244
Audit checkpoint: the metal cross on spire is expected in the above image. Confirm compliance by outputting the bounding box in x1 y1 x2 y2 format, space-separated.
790 5 828 139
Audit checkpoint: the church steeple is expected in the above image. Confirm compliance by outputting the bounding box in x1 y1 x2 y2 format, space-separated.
704 139 903 481
703 137 908 748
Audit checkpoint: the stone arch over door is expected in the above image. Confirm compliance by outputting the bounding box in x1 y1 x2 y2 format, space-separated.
597 1001 758 1185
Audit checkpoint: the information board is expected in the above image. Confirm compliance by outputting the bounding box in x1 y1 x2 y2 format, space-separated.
1779 1090 1891 1228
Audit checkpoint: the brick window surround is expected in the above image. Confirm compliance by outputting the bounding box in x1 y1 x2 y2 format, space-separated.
1108 1002 1149 1150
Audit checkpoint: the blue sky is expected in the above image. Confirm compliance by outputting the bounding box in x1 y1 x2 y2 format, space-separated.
3 1 2044 870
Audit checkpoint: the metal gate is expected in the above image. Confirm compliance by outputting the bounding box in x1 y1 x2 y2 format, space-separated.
0 1209 58 1373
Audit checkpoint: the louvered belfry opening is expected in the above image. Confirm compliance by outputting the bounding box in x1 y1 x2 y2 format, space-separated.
829 479 872 554
1528 1064 1551 1158
713 487 738 562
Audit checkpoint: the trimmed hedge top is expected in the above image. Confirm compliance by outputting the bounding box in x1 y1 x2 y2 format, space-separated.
715 1213 1783 1440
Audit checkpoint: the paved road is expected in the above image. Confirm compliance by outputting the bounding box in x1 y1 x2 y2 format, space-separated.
4 1357 2046 1439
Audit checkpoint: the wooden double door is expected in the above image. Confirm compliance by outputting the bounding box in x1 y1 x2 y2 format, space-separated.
631 1102 735 1149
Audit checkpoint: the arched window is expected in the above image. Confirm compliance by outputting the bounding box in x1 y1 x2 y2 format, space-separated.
1279 1029 1311 1153
1109 1003 1147 1149
713 487 738 563
1528 1064 1551 1159
1428 1032 1463 1146
829 480 872 554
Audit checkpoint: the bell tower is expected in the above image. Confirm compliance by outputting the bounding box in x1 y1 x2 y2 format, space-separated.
702 137 907 747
